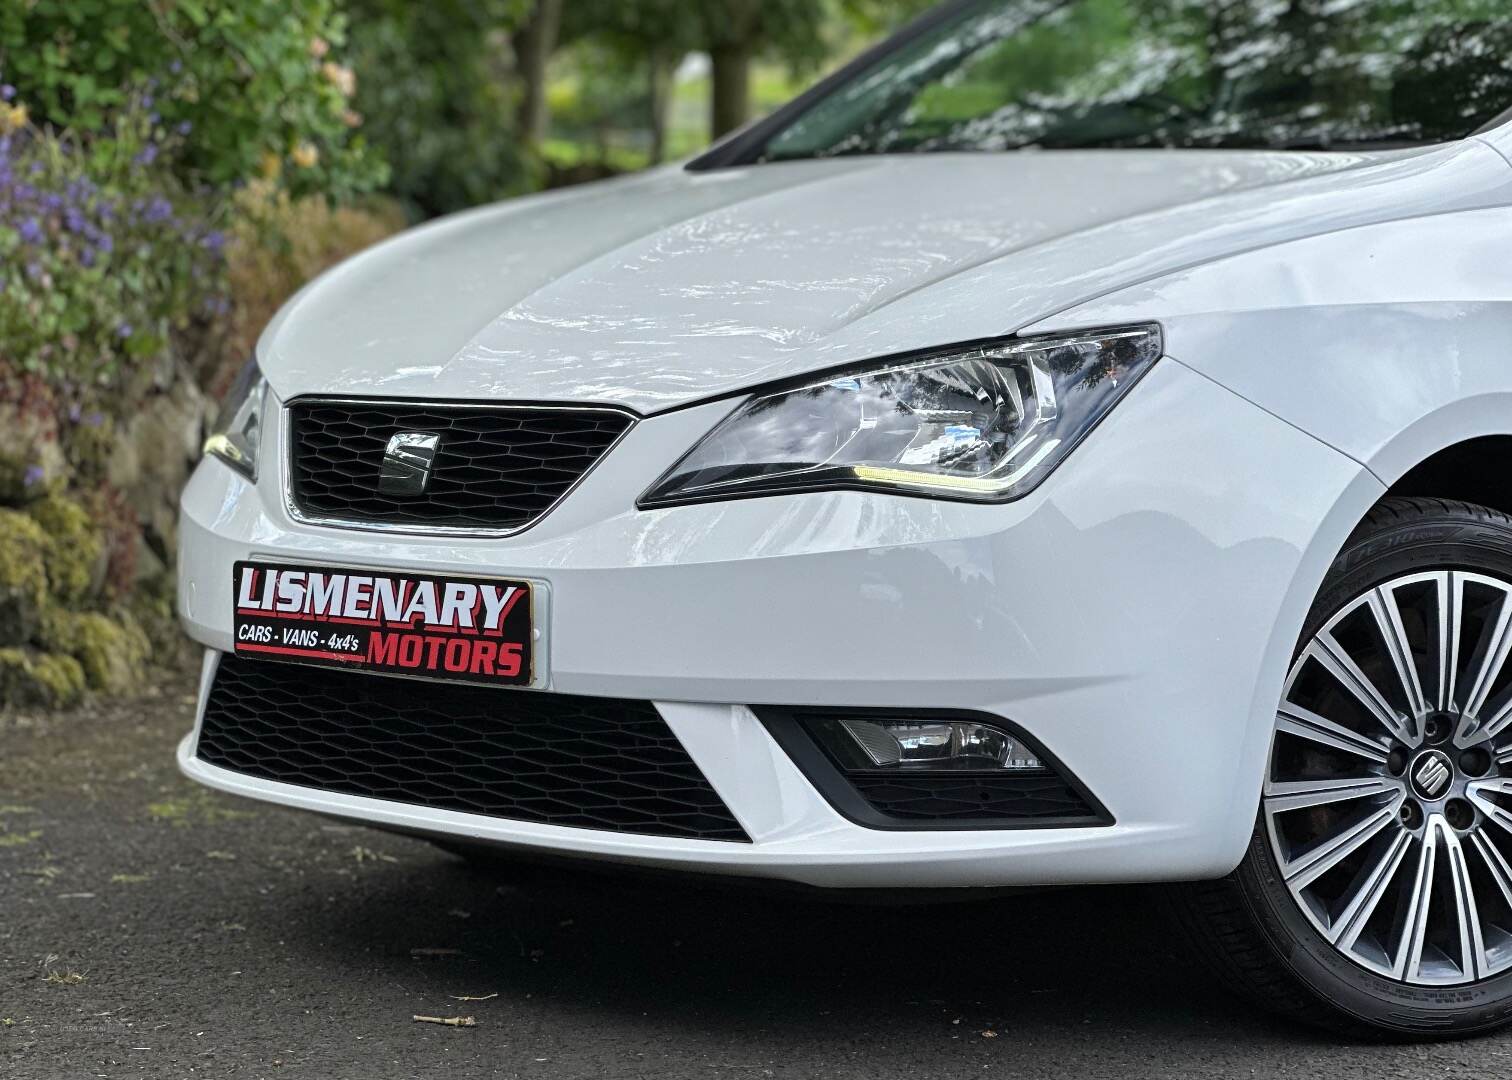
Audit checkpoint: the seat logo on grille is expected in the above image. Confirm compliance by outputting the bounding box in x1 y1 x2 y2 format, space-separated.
378 431 441 496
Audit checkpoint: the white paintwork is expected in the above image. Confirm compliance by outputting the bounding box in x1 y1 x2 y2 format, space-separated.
1027 203 1512 489
256 148 1472 414
180 115 1512 887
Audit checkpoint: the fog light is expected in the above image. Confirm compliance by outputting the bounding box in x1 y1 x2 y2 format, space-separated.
811 717 1043 772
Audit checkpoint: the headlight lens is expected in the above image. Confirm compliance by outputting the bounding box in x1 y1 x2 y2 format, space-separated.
640 324 1161 507
203 358 268 481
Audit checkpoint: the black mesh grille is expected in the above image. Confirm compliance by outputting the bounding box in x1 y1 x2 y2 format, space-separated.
288 400 633 531
197 656 749 842
847 774 1095 822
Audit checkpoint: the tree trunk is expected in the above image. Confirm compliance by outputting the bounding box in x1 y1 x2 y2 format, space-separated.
647 52 681 164
709 43 752 139
514 0 564 146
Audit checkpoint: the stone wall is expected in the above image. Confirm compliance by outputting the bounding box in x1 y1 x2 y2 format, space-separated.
0 360 210 708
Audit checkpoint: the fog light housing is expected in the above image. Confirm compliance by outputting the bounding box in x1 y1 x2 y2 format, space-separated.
811 716 1044 772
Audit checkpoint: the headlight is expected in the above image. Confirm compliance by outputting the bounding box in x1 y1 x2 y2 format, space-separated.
203 358 268 481
640 324 1161 507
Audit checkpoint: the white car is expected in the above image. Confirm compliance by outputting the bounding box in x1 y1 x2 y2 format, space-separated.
178 0 1512 1038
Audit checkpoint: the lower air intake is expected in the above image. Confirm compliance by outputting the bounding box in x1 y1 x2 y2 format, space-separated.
196 655 750 842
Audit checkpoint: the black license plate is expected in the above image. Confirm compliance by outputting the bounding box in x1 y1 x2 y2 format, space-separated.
232 561 534 686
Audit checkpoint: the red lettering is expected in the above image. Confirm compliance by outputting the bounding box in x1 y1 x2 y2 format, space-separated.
424 636 446 670
367 632 399 665
496 641 523 678
398 635 422 667
444 639 469 672
470 639 498 675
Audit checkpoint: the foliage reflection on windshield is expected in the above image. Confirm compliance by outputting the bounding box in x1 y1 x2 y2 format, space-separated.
761 0 1512 158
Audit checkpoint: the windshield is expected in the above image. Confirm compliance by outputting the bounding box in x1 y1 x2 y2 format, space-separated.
758 0 1512 160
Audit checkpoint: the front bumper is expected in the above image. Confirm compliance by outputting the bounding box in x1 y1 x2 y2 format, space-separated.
178 360 1380 887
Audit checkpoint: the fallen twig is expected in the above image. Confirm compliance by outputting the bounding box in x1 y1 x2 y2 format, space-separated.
449 993 498 1002
413 1015 476 1028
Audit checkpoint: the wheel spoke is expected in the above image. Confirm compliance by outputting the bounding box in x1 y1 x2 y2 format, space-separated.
1460 588 1512 730
1442 823 1489 981
1396 827 1439 982
1333 829 1412 948
1368 585 1428 723
1480 701 1512 745
1284 804 1397 891
1309 631 1414 744
1472 831 1512 913
1275 702 1390 765
1264 776 1396 814
1467 780 1512 838
1436 571 1459 713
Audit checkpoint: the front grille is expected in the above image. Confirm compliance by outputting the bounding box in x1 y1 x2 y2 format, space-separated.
197 656 750 842
288 400 633 532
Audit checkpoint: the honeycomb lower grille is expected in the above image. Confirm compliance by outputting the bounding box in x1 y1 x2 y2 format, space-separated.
846 774 1096 822
196 656 750 842
287 400 634 532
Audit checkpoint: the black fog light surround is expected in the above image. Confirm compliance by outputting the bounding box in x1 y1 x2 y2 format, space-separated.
756 707 1112 830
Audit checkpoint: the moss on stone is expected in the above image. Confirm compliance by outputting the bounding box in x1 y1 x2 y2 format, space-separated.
0 647 85 710
25 495 106 608
61 414 116 486
0 511 49 646
38 609 149 692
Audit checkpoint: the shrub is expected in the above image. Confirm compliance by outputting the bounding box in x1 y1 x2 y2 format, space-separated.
0 0 386 199
0 97 226 403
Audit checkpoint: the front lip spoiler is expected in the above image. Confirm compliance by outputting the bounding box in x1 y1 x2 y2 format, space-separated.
176 733 750 863
175 733 1146 889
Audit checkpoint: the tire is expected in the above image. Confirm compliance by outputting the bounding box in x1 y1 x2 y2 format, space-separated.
1172 497 1512 1039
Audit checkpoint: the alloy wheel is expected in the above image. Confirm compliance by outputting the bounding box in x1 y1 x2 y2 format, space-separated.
1267 569 1512 986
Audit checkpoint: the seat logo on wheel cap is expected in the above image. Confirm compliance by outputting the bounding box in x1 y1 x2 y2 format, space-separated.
1411 750 1453 800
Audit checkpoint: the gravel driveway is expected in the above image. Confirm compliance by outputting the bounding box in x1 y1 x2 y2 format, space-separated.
4 670 1511 1079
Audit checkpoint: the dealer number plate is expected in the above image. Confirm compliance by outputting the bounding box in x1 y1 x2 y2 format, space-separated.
232 561 535 687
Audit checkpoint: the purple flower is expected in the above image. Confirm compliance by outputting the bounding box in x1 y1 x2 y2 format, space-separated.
86 411 104 428
96 233 113 254
135 143 159 166
22 464 44 488
143 195 173 223
17 217 42 243
142 94 155 109
79 246 96 267
176 121 193 136
64 207 86 233
0 85 14 102
201 230 226 253
68 403 81 422
25 261 43 280
169 60 183 75
116 321 133 339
